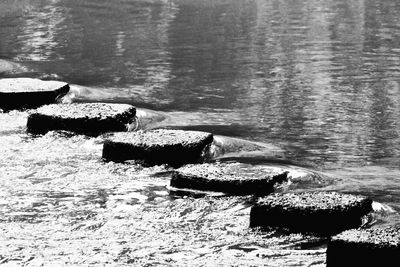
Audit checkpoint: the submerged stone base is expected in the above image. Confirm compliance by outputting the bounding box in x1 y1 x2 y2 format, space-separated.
0 78 69 111
171 163 288 195
327 227 400 266
250 192 372 236
27 103 136 135
102 129 214 167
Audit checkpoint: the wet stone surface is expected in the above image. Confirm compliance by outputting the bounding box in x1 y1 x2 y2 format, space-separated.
27 103 136 135
171 162 289 195
327 227 400 266
0 78 69 111
102 129 214 167
331 227 400 248
250 192 373 236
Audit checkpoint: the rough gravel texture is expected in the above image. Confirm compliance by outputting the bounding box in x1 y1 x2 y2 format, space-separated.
0 78 69 111
327 227 400 266
102 129 214 167
250 191 373 236
27 103 136 135
171 162 288 195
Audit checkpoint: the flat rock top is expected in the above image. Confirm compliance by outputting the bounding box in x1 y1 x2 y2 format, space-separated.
332 227 400 248
176 162 288 181
35 103 135 119
107 129 213 147
257 191 370 211
0 78 67 93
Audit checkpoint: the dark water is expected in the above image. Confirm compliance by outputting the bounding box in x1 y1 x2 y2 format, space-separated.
1 0 400 265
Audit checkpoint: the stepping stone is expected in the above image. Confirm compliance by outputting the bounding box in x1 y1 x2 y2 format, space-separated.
250 191 372 236
102 129 214 167
327 227 400 266
27 103 136 135
0 78 69 111
170 162 288 195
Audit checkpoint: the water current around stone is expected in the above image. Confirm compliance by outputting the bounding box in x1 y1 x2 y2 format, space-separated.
1 0 400 266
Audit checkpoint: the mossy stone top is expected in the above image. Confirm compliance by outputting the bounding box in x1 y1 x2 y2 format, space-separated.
0 78 67 93
171 162 288 195
35 103 135 119
256 191 370 212
175 162 287 182
106 129 213 147
331 227 400 248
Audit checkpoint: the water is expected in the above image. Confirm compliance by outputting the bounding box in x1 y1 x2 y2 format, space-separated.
1 0 400 265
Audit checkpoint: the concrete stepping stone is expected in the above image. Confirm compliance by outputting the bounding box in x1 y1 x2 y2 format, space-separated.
27 103 136 135
250 191 373 236
170 162 288 195
327 227 400 266
0 78 69 111
102 129 214 167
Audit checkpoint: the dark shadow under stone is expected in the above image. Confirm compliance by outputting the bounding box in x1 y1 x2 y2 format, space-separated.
102 129 214 167
171 162 289 196
327 227 400 266
250 191 373 236
27 103 136 135
0 78 69 111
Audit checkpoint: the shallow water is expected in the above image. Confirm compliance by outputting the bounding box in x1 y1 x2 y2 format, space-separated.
1 0 400 265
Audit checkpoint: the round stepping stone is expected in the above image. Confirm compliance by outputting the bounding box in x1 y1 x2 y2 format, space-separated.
27 103 136 135
327 227 400 266
170 162 289 195
250 191 373 236
0 78 69 111
102 129 214 167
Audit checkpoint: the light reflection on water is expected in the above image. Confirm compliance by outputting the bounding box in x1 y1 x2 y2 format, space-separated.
2 0 400 265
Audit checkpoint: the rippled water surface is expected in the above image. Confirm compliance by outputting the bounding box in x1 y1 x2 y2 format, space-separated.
2 0 400 265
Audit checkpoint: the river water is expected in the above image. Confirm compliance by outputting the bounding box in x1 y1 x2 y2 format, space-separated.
1 0 400 266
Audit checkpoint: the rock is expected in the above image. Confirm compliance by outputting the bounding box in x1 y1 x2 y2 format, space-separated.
0 78 69 111
327 227 400 266
170 162 288 195
27 103 136 135
102 129 213 167
250 191 373 236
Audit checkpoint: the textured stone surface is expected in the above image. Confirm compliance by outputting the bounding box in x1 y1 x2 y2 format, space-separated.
0 78 69 111
327 227 400 266
171 162 288 195
250 191 372 236
27 103 136 135
102 129 214 167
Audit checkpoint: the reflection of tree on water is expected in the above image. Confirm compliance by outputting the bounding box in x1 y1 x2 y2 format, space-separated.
140 2 178 105
216 0 400 168
16 0 66 61
58 0 178 104
2 0 179 106
0 0 35 57
166 0 259 111
74 0 178 106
